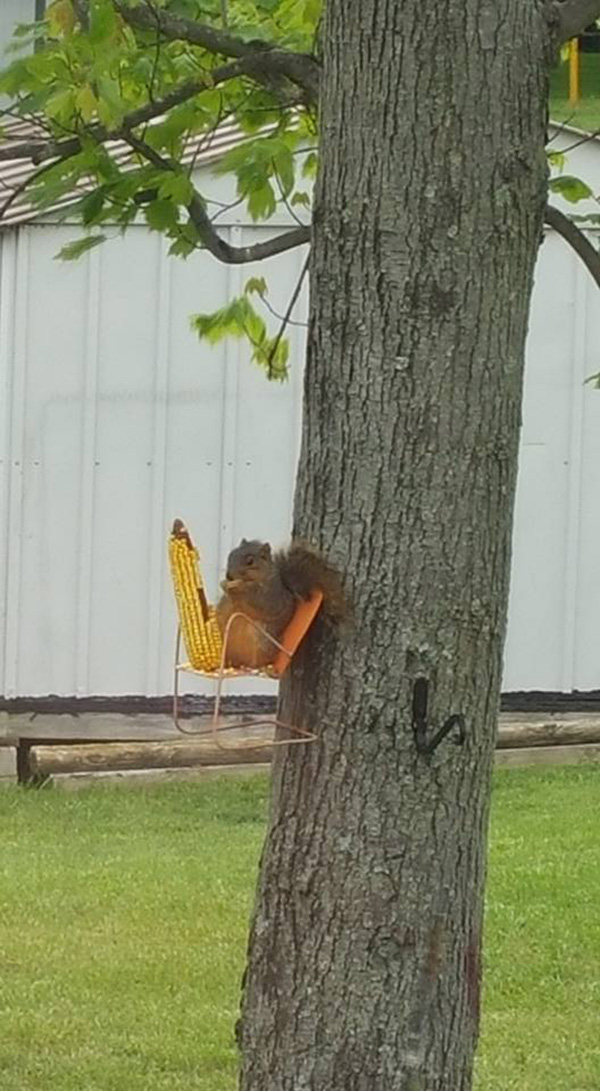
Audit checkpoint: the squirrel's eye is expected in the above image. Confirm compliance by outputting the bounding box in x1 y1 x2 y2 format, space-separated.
245 556 254 566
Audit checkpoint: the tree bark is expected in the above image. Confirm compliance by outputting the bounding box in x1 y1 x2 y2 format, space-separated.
239 3 550 1089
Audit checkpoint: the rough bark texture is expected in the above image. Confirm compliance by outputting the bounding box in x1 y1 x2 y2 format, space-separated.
239 3 550 1089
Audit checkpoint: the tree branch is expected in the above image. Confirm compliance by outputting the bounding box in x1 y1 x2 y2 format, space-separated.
124 130 310 264
553 0 600 42
545 203 600 290
0 158 60 222
113 1 320 103
189 193 310 262
72 0 90 31
265 251 309 377
0 66 252 164
114 0 261 57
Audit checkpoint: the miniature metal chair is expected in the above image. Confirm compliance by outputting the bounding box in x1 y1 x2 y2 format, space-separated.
168 520 321 749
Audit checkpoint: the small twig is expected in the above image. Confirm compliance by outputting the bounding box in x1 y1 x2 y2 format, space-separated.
188 91 230 175
72 0 90 31
208 195 247 222
0 158 61 222
560 127 600 154
271 160 308 229
112 1 321 104
546 115 578 143
0 56 289 166
0 104 51 135
146 1 163 105
122 130 311 264
258 293 308 329
266 251 309 379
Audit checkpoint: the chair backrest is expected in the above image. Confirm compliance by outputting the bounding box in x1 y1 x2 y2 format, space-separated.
270 590 324 676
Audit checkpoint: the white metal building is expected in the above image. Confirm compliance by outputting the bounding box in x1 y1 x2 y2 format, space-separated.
0 1 37 58
0 117 599 700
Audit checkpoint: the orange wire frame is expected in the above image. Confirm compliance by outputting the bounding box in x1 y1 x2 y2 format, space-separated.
170 527 322 749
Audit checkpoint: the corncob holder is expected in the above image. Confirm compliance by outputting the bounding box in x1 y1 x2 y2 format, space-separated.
168 520 322 749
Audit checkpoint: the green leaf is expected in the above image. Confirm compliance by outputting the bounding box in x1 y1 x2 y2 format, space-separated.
55 234 107 261
273 144 295 196
95 76 126 127
301 150 318 179
45 88 76 123
291 190 311 209
80 188 105 225
247 181 276 221
89 0 119 44
584 371 600 389
158 173 194 206
244 276 268 297
76 85 98 122
303 0 321 24
47 0 76 36
12 21 39 39
169 235 197 258
256 335 289 381
191 294 290 380
548 176 594 204
244 307 266 345
216 131 302 221
145 198 180 232
570 213 600 225
167 221 200 258
547 150 566 171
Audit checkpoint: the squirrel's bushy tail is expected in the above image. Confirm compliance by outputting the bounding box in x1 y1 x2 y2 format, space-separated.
276 542 348 626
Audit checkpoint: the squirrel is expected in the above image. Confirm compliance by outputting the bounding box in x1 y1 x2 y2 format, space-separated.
216 538 347 669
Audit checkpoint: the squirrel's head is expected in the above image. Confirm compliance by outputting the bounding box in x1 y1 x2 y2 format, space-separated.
223 538 273 588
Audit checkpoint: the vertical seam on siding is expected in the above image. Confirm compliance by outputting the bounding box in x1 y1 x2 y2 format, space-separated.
145 235 172 696
0 232 17 696
3 229 29 698
75 245 101 696
217 225 243 576
561 240 586 692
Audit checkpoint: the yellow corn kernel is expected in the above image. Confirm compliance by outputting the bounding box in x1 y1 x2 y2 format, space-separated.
169 525 223 671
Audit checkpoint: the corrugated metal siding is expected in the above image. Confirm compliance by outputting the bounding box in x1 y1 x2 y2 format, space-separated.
503 227 600 691
0 218 599 696
0 221 307 696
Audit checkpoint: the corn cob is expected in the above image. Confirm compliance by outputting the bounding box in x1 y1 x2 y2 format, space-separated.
169 520 223 671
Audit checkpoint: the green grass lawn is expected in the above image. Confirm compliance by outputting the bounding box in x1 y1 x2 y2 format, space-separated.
0 766 598 1091
550 52 600 133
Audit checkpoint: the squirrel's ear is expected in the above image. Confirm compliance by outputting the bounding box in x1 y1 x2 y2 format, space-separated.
240 537 248 546
259 543 272 560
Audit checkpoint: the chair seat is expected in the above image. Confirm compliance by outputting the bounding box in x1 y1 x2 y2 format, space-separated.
176 661 279 680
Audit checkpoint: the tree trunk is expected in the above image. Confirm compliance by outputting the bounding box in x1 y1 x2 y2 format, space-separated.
239 3 551 1089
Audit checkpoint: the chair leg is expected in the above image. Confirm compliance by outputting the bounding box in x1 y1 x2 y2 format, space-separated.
173 615 316 749
172 628 212 738
172 628 181 731
211 624 318 750
212 716 316 750
211 619 315 749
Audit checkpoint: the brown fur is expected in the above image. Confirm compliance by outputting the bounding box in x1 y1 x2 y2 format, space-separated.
216 538 347 668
